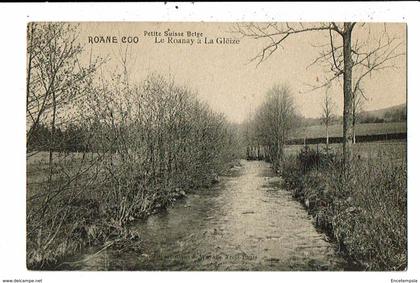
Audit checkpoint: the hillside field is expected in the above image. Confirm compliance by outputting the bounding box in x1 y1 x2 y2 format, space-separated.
291 121 407 140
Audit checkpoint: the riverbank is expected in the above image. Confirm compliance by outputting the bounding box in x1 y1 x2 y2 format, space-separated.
280 146 407 270
54 160 347 271
26 155 240 270
26 73 243 270
27 175 187 270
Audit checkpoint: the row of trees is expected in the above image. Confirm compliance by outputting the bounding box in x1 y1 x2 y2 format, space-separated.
26 23 241 268
27 123 88 152
321 82 364 147
79 73 241 193
243 81 364 167
237 22 404 166
244 85 299 170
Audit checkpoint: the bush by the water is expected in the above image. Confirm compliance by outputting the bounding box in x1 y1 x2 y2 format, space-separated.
26 74 241 269
297 145 336 173
282 147 407 270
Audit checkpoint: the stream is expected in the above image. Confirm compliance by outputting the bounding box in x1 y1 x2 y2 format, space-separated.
60 160 350 271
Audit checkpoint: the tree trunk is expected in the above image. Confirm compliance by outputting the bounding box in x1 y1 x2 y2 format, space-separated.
352 96 357 144
352 113 356 144
26 24 37 150
277 138 281 170
49 90 57 176
257 144 261 160
342 23 354 167
326 123 329 152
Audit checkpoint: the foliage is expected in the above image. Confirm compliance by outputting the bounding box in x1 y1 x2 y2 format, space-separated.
26 23 240 269
282 147 407 270
244 84 300 169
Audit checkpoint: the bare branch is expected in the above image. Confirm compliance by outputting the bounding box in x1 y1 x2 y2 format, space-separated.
235 22 335 65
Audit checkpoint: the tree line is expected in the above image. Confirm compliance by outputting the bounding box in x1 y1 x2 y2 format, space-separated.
26 23 241 268
243 84 300 170
236 22 405 166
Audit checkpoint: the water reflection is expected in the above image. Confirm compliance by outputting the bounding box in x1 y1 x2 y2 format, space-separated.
61 160 348 271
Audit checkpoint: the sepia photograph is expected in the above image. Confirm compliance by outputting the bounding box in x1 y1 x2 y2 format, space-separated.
0 2 419 283
25 21 407 271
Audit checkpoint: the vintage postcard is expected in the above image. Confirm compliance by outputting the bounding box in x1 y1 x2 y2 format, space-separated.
25 21 407 272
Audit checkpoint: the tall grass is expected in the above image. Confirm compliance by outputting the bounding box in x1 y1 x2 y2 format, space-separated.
282 147 407 270
26 74 241 269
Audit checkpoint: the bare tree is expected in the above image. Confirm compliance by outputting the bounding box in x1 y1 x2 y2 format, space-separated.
235 22 405 166
352 83 365 144
26 23 103 157
27 23 242 268
26 23 106 267
321 83 335 151
249 84 299 171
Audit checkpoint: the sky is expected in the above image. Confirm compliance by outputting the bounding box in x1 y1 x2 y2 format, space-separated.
77 22 406 123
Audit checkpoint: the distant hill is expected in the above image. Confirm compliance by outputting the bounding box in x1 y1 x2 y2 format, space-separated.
299 103 407 126
291 103 407 140
290 121 406 140
299 116 322 127
359 103 406 123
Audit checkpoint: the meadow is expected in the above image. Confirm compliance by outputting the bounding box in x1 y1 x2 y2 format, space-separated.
291 121 407 140
284 140 407 160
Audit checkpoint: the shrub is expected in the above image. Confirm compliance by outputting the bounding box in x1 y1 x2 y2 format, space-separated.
26 74 240 269
297 146 336 172
282 148 407 270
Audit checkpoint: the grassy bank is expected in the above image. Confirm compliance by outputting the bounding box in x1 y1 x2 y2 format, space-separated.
26 74 242 270
27 154 241 270
281 146 407 270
